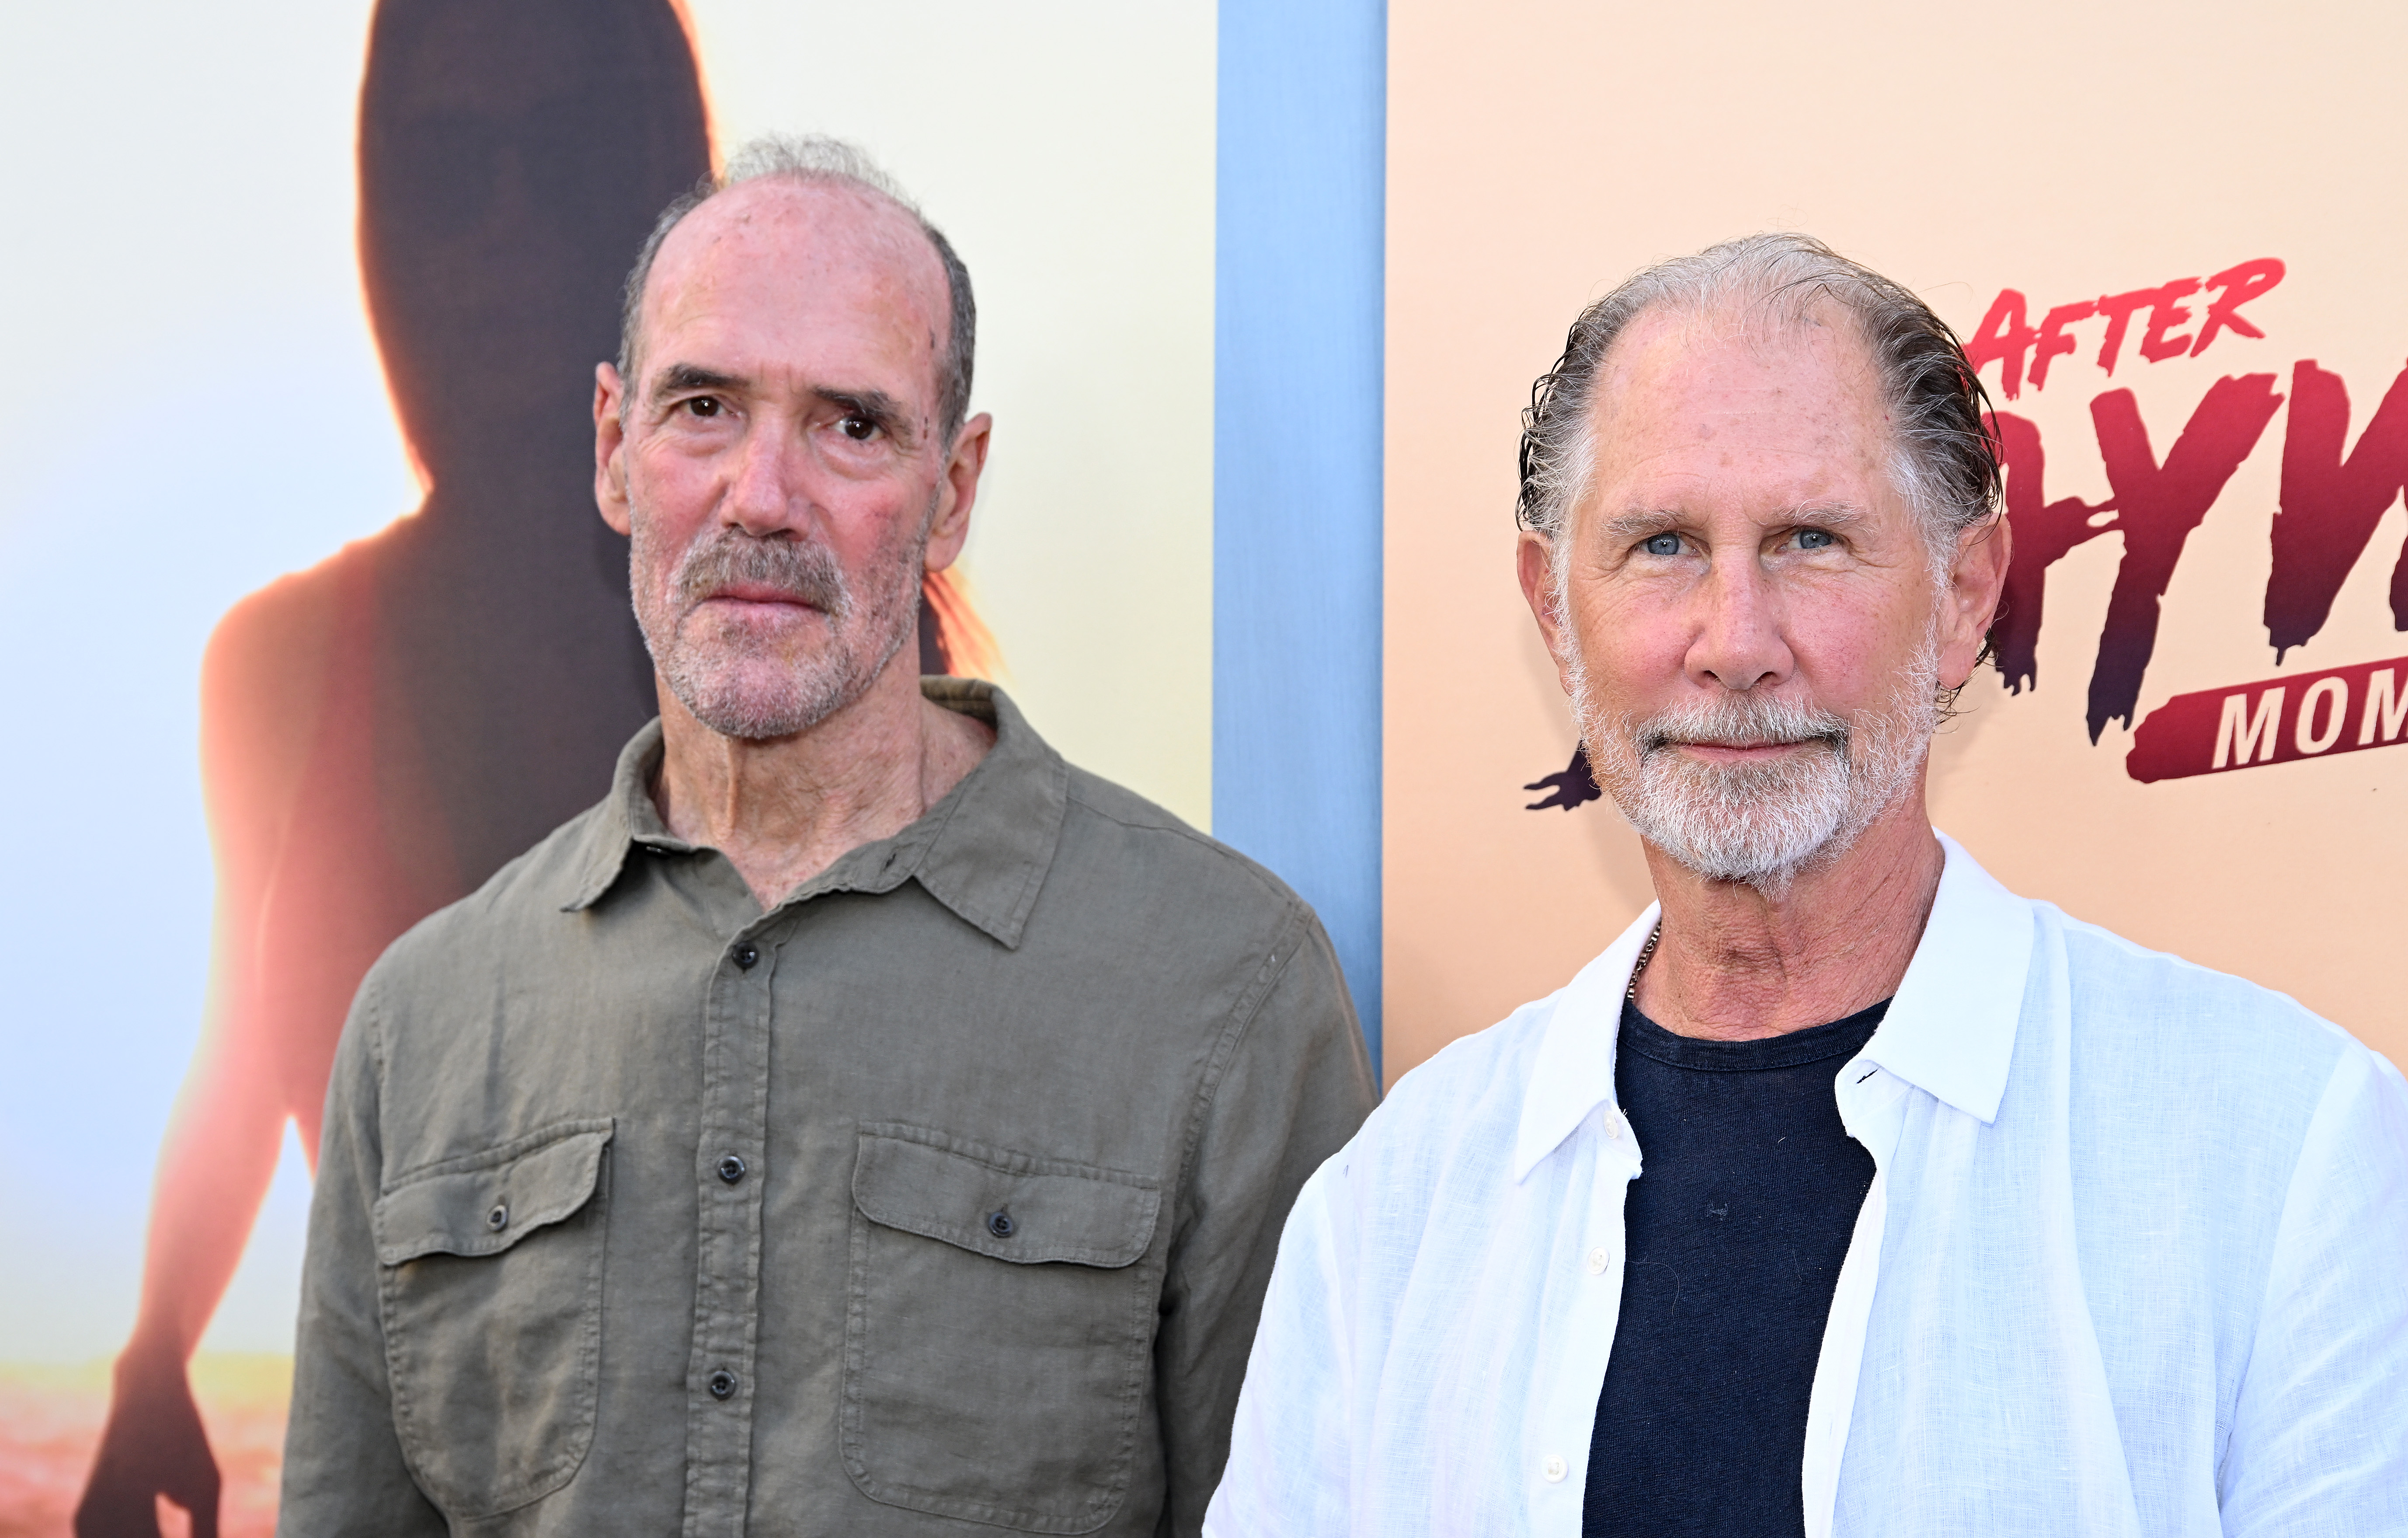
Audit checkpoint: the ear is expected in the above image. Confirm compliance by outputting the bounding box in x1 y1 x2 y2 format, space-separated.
594 362 633 537
1517 528 1580 697
1939 511 2014 687
925 411 994 571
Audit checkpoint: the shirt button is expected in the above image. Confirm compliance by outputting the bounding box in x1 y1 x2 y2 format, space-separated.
717 1154 747 1185
1585 1247 1608 1275
486 1202 509 1232
986 1210 1016 1238
733 944 760 970
708 1369 739 1400
1542 1454 1568 1482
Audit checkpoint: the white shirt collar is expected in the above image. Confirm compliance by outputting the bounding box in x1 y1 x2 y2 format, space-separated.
1509 833 2032 1182
1512 905 1658 1182
1863 833 2032 1125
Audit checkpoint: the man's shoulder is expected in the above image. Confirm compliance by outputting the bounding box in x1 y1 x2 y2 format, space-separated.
364 797 612 996
1053 763 1312 928
2046 903 2363 1067
2035 903 2399 1167
1385 996 1560 1119
1329 993 1564 1190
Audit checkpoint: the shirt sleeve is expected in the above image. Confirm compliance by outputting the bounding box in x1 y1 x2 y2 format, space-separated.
280 972 449 1535
1154 909 1376 1536
1200 1156 1360 1538
2218 1042 2408 1537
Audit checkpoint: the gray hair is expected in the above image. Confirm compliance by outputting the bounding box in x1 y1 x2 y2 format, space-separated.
616 133 978 445
1515 234 2000 574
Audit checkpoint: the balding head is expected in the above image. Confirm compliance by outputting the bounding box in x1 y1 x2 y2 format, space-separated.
618 135 977 446
589 136 996 748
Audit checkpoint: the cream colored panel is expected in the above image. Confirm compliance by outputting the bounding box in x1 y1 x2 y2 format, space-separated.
687 2 1218 828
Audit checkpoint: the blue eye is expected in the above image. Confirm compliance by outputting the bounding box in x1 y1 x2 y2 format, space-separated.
1797 529 1835 550
1642 533 1682 557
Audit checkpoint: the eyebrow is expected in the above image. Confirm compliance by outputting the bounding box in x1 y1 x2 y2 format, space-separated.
650 363 745 402
1600 509 1684 542
1784 501 1871 529
1598 501 1872 541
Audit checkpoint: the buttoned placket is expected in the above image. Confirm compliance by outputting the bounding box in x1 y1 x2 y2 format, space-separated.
1524 1104 1644 1535
1799 1053 1912 1538
681 911 784 1538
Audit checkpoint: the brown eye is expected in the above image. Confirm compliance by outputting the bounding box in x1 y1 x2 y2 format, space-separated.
840 414 877 442
685 396 721 418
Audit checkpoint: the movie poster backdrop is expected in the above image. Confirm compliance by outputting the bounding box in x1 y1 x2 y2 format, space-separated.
5 1 2400 1533
1384 0 2408 1084
0 3 1213 1532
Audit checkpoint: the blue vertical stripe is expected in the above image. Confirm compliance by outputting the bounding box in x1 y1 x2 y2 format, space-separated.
1213 0 1387 1076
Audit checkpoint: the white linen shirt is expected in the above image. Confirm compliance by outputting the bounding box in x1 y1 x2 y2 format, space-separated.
1205 837 2408 1537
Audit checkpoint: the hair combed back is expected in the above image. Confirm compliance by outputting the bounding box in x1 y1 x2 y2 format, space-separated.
617 133 978 443
1515 233 2000 565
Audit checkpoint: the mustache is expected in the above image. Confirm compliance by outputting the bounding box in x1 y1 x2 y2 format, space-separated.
1633 693 1850 756
672 530 851 617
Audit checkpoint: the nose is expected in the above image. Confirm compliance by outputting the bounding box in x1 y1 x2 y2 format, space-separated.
1685 551 1792 693
722 418 806 537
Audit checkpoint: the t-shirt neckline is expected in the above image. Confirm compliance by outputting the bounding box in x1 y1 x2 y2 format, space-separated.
1618 997 1891 1073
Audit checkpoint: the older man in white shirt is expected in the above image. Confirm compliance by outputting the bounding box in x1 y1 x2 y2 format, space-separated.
1205 234 2408 1538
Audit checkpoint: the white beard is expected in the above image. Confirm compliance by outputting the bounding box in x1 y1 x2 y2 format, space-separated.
1566 614 1939 893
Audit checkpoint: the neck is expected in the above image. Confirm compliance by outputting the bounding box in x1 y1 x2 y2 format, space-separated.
1630 778 1942 1041
651 652 993 910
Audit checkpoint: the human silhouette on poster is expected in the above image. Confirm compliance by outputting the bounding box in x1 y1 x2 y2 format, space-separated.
75 4 1001 1526
74 5 717 1531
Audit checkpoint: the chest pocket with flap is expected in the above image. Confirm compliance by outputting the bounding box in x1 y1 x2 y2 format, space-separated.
373 1118 613 1520
842 1123 1164 1534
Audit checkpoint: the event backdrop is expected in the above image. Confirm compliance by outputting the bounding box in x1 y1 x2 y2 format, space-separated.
0 3 1237 1531
4 0 2401 1534
1383 0 2408 1083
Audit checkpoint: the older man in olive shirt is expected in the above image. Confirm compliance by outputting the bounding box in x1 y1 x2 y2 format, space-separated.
282 136 1375 1537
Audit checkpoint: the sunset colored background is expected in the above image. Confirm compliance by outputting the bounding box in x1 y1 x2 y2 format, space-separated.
4 1 2402 1531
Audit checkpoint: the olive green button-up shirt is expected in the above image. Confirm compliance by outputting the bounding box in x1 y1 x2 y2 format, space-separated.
282 680 1375 1537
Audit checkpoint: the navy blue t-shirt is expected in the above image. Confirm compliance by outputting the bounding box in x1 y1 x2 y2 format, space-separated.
1580 996 1888 1538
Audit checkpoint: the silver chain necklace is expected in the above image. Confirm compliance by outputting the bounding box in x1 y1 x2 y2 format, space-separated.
1626 921 1663 1003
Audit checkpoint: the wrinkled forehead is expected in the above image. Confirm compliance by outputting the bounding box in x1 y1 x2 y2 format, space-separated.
1595 297 1883 422
637 178 950 382
1582 298 1896 487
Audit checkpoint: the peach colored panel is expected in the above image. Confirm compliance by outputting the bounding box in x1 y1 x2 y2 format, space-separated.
1386 0 2408 1084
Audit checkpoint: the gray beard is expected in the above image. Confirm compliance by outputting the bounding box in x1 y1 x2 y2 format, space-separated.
630 512 923 742
1568 623 1938 894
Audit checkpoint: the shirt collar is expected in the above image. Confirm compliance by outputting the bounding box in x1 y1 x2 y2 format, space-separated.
1512 905 1660 1182
1508 831 2033 1182
557 717 677 910
1857 832 2031 1126
558 679 1069 950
